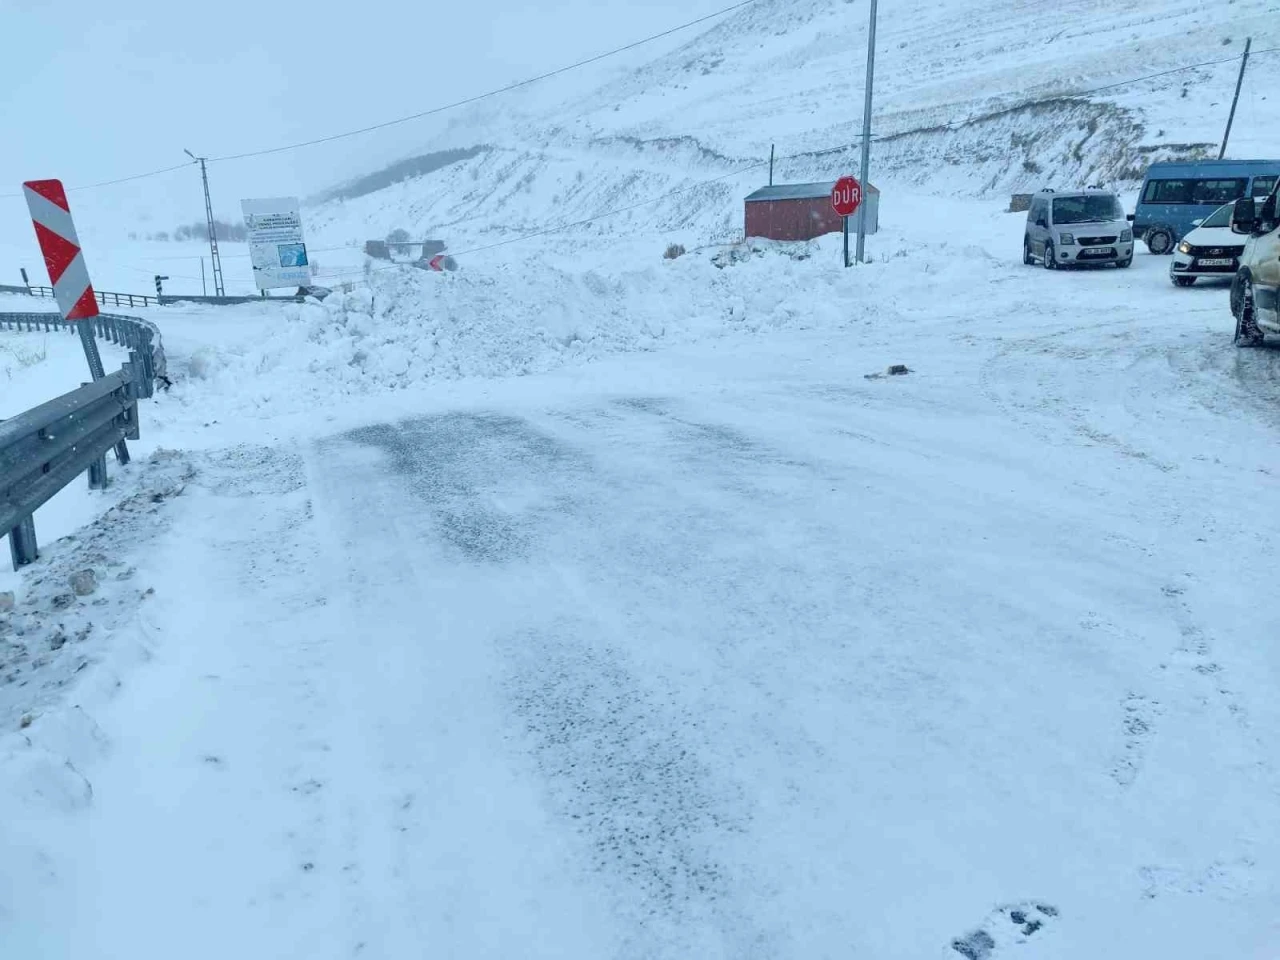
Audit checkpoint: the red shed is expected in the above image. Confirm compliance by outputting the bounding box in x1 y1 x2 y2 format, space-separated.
744 180 880 242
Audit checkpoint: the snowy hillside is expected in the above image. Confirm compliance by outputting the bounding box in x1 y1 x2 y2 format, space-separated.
305 0 1280 257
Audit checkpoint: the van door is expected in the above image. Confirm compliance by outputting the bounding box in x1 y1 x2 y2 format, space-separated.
1029 199 1049 257
1255 225 1280 326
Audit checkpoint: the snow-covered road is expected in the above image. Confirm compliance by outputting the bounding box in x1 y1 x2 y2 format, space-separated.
9 264 1279 957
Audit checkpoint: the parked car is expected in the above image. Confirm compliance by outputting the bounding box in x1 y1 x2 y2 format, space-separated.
1134 159 1280 255
1168 202 1245 286
1023 189 1133 269
1228 187 1280 344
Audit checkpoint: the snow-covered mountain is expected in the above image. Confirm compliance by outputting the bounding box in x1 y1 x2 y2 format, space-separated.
306 0 1280 251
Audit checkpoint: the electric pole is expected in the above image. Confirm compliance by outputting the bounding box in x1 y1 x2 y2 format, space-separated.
1218 37 1251 160
184 149 225 296
855 0 878 264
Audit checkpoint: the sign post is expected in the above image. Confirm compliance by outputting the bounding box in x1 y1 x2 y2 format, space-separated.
23 179 105 380
23 178 127 467
831 176 863 268
241 198 312 293
855 0 879 264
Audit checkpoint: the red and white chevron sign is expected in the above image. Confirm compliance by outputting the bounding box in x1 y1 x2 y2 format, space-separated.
23 179 99 321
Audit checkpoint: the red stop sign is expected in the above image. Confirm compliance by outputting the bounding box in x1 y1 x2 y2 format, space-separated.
831 176 862 217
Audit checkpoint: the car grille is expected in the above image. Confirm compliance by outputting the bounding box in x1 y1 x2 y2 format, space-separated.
1077 235 1118 245
1185 244 1245 257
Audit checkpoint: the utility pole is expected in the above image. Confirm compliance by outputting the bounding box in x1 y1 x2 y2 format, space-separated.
184 149 225 296
1218 37 1252 160
769 144 775 186
855 0 878 264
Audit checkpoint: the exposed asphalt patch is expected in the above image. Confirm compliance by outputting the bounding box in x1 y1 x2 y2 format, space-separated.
339 413 592 565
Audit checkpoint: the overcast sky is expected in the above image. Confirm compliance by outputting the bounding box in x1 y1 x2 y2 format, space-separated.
0 0 726 229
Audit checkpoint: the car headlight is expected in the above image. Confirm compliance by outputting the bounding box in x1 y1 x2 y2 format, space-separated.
1178 240 1193 255
1120 228 1133 242
1058 233 1075 245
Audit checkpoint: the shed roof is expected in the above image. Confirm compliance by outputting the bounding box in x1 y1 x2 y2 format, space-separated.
745 180 879 203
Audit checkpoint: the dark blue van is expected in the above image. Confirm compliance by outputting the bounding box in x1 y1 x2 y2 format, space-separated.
1134 159 1280 254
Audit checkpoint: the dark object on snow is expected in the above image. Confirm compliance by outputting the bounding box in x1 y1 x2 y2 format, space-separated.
70 570 99 597
863 364 912 380
950 930 995 960
1009 193 1034 213
298 285 332 301
364 240 391 260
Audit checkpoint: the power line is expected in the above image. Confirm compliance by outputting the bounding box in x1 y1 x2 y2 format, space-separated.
0 0 756 200
209 0 757 163
3 40 1273 202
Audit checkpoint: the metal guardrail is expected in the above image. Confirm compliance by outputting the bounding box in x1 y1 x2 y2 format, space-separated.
0 282 160 309
0 312 166 397
1 281 306 307
2 361 147 569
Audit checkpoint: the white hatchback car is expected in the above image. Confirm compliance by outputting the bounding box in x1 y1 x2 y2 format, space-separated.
1169 202 1247 287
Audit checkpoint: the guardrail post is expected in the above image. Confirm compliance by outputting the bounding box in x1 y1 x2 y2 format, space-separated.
9 515 38 569
123 357 141 442
77 319 105 381
88 454 108 489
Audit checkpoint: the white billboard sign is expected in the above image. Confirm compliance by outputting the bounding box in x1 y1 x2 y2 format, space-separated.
241 197 312 290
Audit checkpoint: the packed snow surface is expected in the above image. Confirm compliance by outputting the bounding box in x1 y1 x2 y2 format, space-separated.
3 0 1280 954
3 190 1280 958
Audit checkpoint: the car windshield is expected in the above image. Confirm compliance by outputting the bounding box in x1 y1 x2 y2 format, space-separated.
1052 195 1125 224
1199 203 1235 229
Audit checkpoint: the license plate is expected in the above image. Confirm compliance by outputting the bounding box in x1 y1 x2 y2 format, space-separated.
1198 258 1231 267
1083 247 1110 255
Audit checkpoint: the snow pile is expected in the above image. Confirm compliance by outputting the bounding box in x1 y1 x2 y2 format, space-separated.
158 231 962 418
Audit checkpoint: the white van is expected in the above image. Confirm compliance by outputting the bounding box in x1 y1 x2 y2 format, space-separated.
1022 190 1134 269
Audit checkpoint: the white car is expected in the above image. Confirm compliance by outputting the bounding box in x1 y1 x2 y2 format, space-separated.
1169 202 1247 287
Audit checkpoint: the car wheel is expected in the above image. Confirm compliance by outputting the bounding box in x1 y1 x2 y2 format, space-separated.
1023 237 1035 265
1172 275 1196 287
1233 275 1265 346
1145 226 1175 255
1043 242 1056 270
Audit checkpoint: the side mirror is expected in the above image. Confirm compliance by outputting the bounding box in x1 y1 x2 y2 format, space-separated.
1035 217 1047 228
1126 213 1135 222
1231 197 1257 235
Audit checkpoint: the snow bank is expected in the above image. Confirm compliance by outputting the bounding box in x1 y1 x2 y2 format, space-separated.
155 212 1006 421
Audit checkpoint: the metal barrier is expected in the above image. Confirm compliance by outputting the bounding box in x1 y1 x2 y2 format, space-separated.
1 282 160 309
1 281 306 307
0 312 165 398
2 362 147 569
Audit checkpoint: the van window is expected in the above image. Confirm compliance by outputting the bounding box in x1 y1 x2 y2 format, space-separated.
1192 179 1249 204
1252 176 1277 199
1144 179 1192 203
1052 194 1125 224
1143 177 1249 204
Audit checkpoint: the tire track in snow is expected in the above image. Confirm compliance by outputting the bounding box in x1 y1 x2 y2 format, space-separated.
337 411 774 958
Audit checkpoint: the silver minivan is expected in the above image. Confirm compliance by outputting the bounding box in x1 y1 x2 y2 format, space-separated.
1022 189 1134 269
